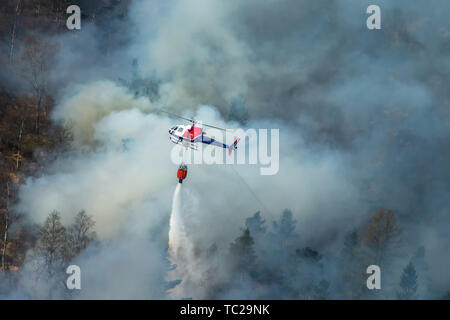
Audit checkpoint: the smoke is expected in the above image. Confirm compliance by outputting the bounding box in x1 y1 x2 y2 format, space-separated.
1 0 450 298
52 80 155 148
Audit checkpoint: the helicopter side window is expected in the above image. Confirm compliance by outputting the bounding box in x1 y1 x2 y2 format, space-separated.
178 127 183 132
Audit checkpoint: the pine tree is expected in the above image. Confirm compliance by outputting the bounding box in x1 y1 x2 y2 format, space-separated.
398 262 418 299
229 228 257 278
342 230 359 257
294 247 325 299
245 211 266 235
296 247 322 262
410 246 431 297
340 229 366 299
272 209 296 247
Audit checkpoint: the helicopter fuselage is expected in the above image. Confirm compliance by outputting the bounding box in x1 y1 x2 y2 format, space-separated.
168 124 239 154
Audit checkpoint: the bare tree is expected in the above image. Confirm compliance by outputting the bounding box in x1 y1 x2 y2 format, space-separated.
20 36 59 135
363 209 400 265
1 182 10 271
9 0 22 65
68 210 96 259
1 97 34 171
36 210 68 277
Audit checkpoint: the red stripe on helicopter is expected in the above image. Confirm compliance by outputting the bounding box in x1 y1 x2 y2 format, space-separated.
182 126 203 140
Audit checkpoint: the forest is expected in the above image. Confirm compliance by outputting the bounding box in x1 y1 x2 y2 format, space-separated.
1 0 450 299
0 0 121 293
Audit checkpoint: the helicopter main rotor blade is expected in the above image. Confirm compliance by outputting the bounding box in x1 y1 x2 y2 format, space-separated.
158 109 195 123
201 123 230 132
159 108 233 132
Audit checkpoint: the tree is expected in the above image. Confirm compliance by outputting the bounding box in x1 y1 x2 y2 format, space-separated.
272 209 296 248
229 228 257 278
339 229 366 299
9 0 22 65
0 181 10 271
245 211 266 235
296 247 322 262
363 209 400 264
398 262 418 299
294 247 326 299
8 220 36 269
342 229 359 258
410 246 431 297
0 97 34 171
19 36 59 134
35 210 68 277
67 210 96 259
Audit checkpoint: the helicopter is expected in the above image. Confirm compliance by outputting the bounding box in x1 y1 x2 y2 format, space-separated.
161 109 240 156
